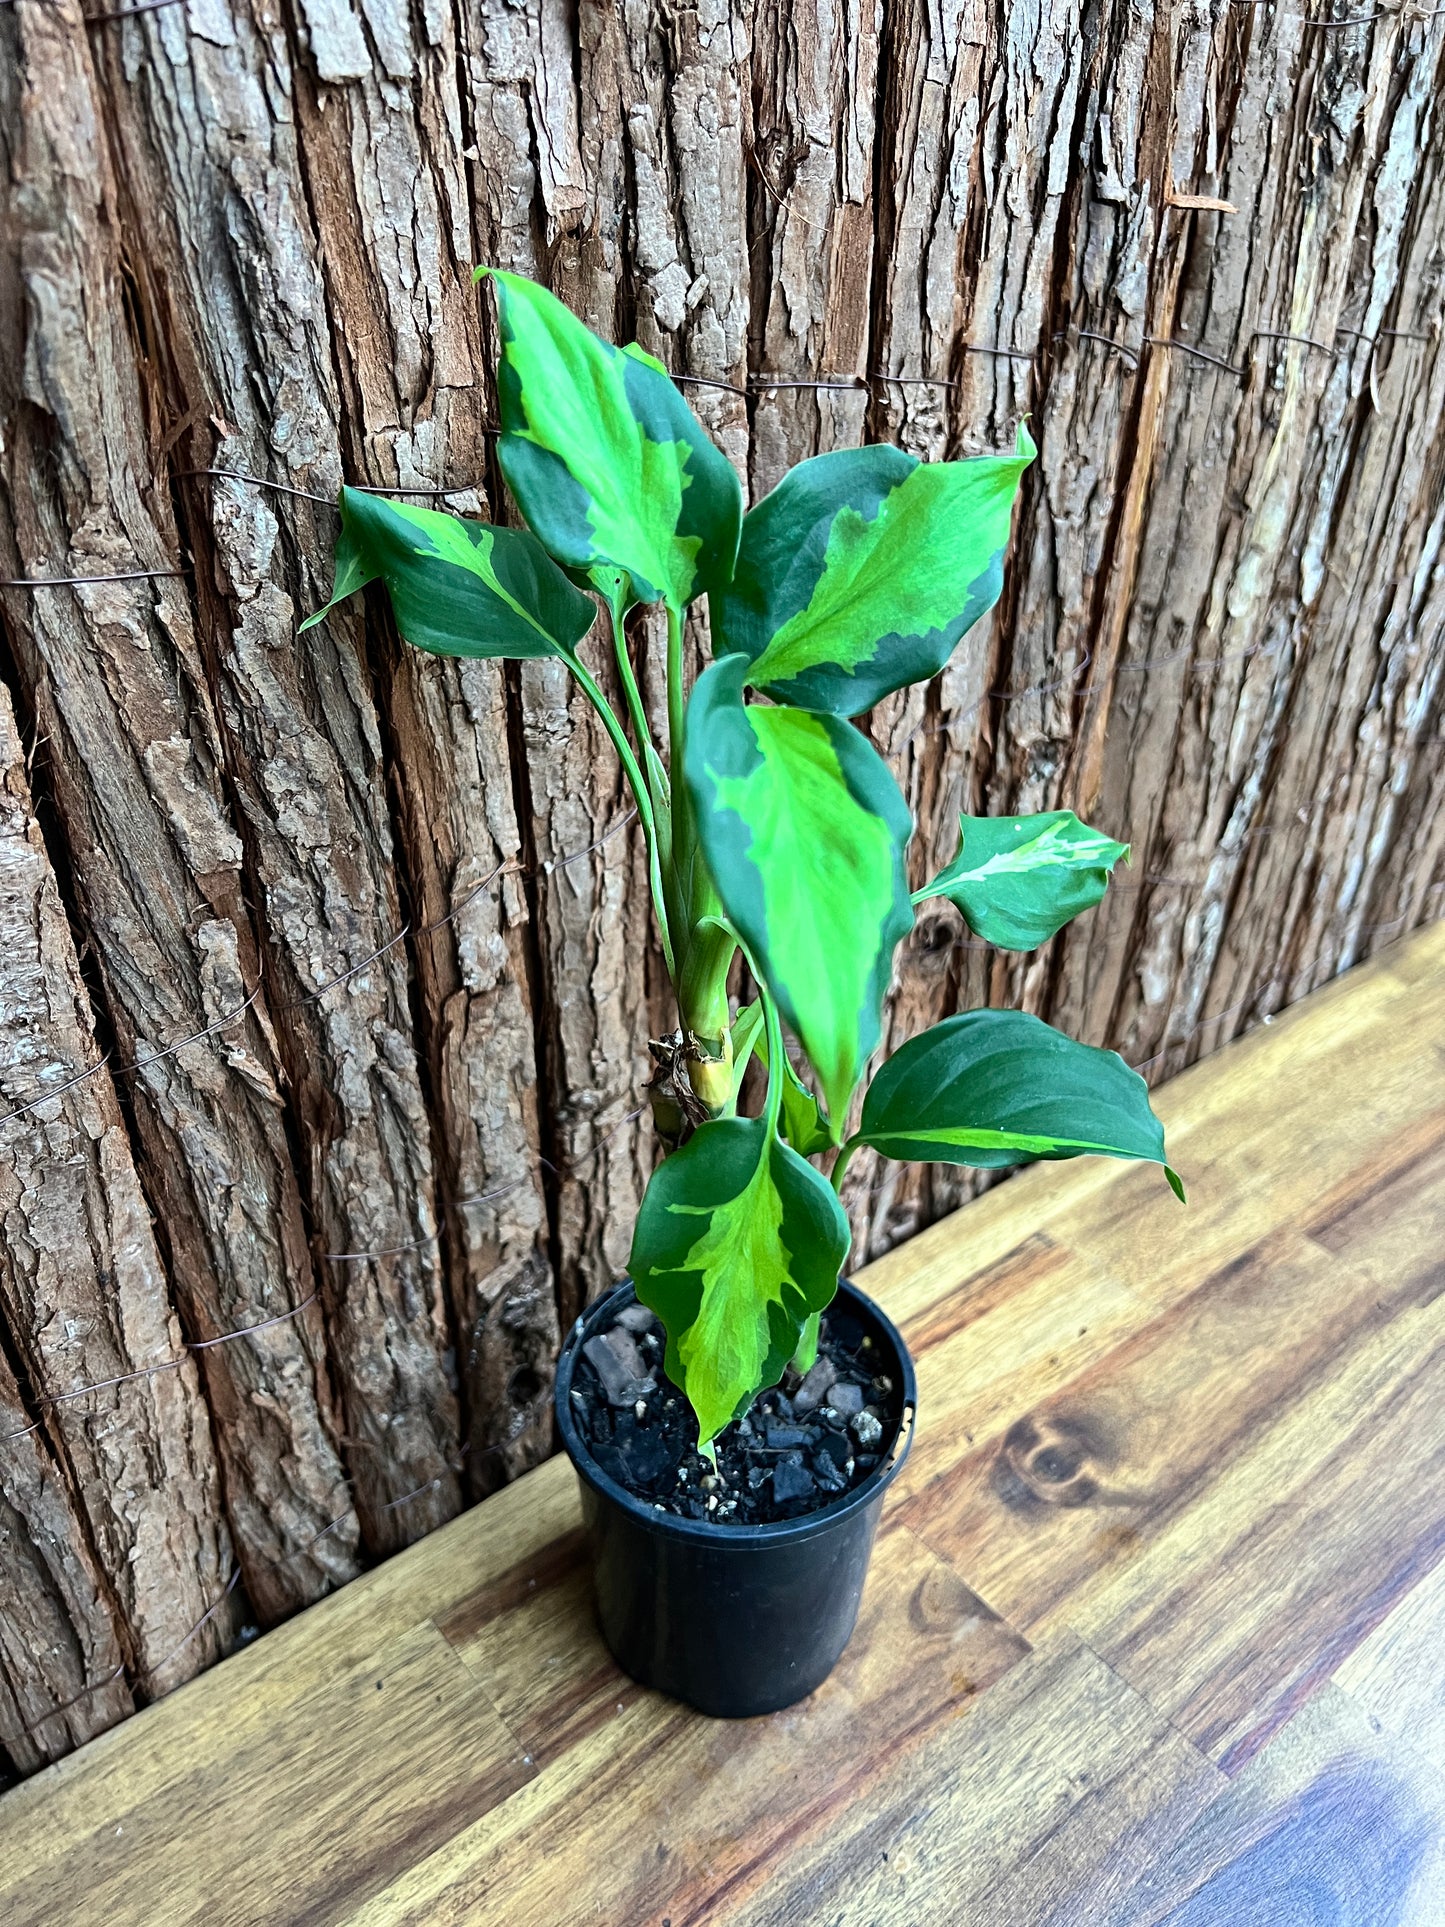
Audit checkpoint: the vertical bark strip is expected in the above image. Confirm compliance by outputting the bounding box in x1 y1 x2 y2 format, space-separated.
90 0 465 1547
0 1344 135 1776
0 681 236 1699
0 0 1442 1773
0 0 361 1612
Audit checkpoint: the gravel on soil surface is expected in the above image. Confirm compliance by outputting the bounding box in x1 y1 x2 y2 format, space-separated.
569 1300 902 1525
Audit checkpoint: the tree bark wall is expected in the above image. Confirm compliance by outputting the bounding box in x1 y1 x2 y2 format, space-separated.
1 0 1442 1771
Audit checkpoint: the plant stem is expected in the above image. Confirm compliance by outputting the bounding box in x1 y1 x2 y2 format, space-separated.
606 587 655 786
791 1313 821 1377
829 1136 859 1196
761 987 786 1139
567 652 676 977
665 601 686 776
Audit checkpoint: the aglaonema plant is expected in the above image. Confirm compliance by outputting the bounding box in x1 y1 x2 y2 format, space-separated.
306 270 1181 1462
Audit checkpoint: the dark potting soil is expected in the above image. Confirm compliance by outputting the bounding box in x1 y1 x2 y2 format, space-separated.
569 1298 904 1526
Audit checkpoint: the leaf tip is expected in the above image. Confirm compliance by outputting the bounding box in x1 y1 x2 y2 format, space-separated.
1165 1165 1187 1203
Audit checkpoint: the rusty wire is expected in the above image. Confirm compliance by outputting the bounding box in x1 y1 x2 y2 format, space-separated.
0 566 187 589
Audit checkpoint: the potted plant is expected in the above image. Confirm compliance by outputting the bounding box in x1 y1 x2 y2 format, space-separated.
307 272 1181 1717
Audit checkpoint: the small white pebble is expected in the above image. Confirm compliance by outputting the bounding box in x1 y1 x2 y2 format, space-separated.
634 1399 647 1419
707 1494 718 1510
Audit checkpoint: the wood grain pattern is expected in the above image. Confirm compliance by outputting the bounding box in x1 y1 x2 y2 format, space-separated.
3 922 1442 1918
1101 1685 1445 1927
1335 1532 1445 1779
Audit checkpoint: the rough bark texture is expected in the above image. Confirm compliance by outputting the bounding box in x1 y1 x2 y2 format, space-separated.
0 0 1441 1772
0 680 236 1730
0 0 363 1623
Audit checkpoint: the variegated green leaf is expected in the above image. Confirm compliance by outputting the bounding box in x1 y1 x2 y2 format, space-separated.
300 487 596 663
856 1009 1183 1198
629 1116 850 1449
482 269 742 611
710 425 1035 715
914 811 1129 950
683 654 914 1132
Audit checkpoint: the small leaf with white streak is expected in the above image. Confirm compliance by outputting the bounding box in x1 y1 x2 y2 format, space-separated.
914 810 1129 950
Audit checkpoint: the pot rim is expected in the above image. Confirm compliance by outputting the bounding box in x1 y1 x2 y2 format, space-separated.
554 1276 917 1549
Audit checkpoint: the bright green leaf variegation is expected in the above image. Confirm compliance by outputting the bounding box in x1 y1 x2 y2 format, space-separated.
629 1115 850 1449
684 654 914 1132
710 425 1035 715
856 1009 1183 1198
300 487 596 663
914 810 1129 950
481 269 742 611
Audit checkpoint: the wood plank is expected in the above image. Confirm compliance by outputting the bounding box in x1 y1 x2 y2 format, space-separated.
352 1522 1029 1926
1 1623 529 1927
903 1208 1445 1770
726 1636 1221 1927
894 1234 1148 1503
1101 1684 1445 1926
0 1453 575 1889
1336 1557 1445 1778
1019 924 1445 1314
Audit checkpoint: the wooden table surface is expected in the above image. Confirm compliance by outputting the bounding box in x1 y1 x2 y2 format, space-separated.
4 923 1444 1926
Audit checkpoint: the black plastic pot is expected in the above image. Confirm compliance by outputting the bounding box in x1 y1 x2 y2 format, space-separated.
554 1277 917 1718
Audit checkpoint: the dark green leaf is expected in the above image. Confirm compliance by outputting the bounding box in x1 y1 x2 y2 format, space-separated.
710 425 1035 715
482 269 742 612
684 654 914 1131
300 488 596 663
629 1116 850 1448
857 1009 1182 1198
915 811 1129 950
